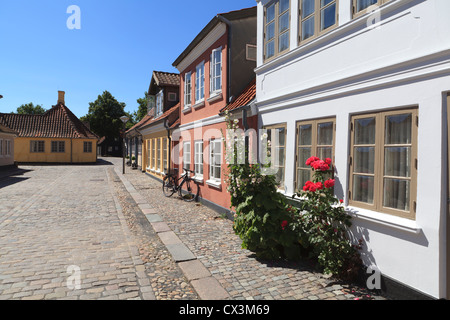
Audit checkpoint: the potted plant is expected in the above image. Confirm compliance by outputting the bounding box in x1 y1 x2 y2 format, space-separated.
126 155 131 166
131 156 137 169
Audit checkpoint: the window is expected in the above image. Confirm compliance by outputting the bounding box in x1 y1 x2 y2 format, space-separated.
264 0 290 61
353 0 390 17
31 141 45 153
168 92 177 102
0 139 3 156
349 108 418 219
156 90 164 116
163 138 168 172
296 118 335 191
183 141 191 171
156 138 161 171
194 141 204 177
299 0 338 43
5 140 11 156
83 141 93 153
152 139 156 169
209 139 222 181
195 62 205 103
51 141 65 153
184 72 192 108
210 47 222 94
263 124 287 189
147 140 151 169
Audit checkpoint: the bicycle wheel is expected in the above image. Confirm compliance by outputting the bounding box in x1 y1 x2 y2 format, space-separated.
162 176 176 197
182 179 198 202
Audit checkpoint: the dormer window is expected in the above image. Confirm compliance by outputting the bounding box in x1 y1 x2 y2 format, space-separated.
156 90 164 117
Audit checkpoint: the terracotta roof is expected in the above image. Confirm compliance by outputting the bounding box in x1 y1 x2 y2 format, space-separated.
140 103 180 130
220 78 256 114
126 113 154 135
0 124 17 135
0 103 98 139
153 71 180 87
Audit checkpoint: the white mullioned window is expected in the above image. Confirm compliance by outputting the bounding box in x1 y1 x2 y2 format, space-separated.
183 141 191 171
0 139 3 157
194 140 204 178
5 140 11 156
184 72 192 108
209 139 222 182
210 47 222 94
156 90 164 116
195 61 205 103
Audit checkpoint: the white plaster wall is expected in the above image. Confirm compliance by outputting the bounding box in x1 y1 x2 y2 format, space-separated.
255 0 450 298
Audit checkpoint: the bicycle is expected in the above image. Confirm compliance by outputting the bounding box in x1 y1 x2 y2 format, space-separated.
162 168 199 202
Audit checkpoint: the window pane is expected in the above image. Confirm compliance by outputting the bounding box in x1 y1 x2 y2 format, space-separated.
357 0 378 12
354 147 375 174
321 0 334 6
385 114 412 145
384 147 411 178
265 40 275 59
383 178 410 211
302 17 315 40
280 0 290 13
266 4 275 23
299 147 311 167
276 147 285 166
279 31 289 52
279 11 289 33
321 3 336 30
317 147 332 160
317 122 333 145
299 124 312 145
278 127 286 145
355 117 376 145
266 22 275 41
276 167 285 186
302 0 315 18
297 169 312 190
353 175 374 204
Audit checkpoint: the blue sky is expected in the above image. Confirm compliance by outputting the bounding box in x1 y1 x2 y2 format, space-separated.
0 0 256 118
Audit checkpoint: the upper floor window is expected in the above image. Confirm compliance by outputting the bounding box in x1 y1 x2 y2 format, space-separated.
299 0 338 43
184 72 192 108
264 0 290 61
210 47 222 94
353 0 391 17
156 90 164 117
195 62 205 103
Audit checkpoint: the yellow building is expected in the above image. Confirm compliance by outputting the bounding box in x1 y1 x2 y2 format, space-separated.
0 92 98 164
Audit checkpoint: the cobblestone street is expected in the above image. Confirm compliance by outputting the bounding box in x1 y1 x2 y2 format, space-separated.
0 158 386 300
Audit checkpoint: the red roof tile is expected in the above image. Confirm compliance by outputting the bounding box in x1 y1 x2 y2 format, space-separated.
220 79 256 113
0 103 98 139
153 71 180 87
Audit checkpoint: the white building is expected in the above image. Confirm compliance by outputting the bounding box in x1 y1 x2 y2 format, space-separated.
255 0 450 299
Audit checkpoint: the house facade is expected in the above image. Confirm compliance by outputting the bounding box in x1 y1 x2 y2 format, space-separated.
0 124 17 167
0 91 98 164
172 7 258 213
255 0 450 299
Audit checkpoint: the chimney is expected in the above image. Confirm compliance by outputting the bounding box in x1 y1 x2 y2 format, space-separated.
58 91 65 105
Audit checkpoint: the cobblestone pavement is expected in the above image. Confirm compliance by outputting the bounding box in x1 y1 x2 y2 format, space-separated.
0 163 158 300
110 158 387 301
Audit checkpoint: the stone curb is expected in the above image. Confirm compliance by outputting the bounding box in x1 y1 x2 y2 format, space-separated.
114 168 230 300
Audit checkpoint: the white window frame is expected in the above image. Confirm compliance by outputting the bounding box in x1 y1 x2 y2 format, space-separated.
184 72 192 109
210 47 222 95
5 140 11 157
183 141 191 171
0 139 3 157
195 61 205 103
146 140 151 170
208 139 222 185
156 90 164 117
194 140 204 181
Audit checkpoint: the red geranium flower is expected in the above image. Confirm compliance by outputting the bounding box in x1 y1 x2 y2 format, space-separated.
281 220 288 230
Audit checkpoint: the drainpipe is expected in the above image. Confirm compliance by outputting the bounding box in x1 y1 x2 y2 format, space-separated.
163 118 171 174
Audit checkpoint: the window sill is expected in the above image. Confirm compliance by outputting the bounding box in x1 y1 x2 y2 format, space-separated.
182 106 192 114
193 175 204 183
193 100 205 109
206 179 221 189
346 206 421 234
207 92 222 103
